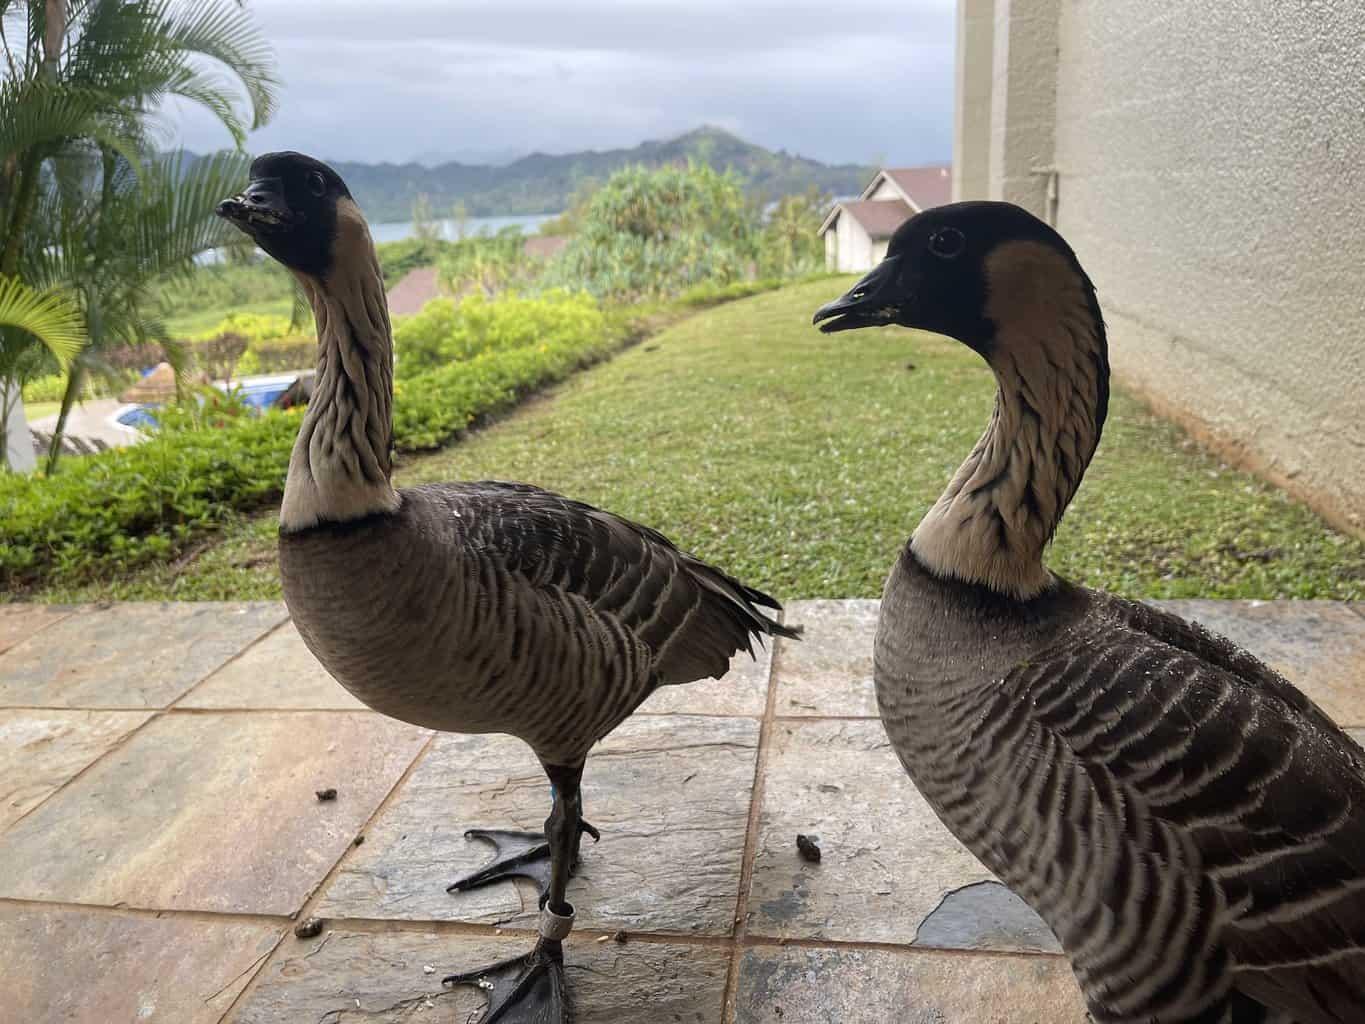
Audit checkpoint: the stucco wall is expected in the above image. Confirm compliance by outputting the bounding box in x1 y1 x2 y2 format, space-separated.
1051 0 1365 532
954 0 994 201
831 213 875 273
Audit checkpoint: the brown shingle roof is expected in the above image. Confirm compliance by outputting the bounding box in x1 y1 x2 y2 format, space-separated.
837 198 915 239
877 165 952 211
524 235 568 260
385 266 441 317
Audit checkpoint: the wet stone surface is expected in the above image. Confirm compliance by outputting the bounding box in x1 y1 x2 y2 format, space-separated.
734 945 1087 1023
1156 600 1365 726
748 718 1007 947
0 602 287 708
316 714 759 935
0 709 152 832
771 600 879 717
0 902 281 1024
0 710 429 914
0 603 73 656
0 596 1353 1022
181 620 366 710
229 928 729 1024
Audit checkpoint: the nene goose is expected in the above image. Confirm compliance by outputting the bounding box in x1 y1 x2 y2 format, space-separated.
218 152 797 1024
813 201 1365 1024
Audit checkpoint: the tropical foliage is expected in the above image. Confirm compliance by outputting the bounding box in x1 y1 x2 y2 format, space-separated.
435 229 539 296
393 290 603 378
543 161 760 301
0 290 623 585
0 0 278 468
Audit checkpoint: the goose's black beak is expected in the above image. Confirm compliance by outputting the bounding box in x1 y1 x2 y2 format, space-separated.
216 176 296 233
812 255 905 333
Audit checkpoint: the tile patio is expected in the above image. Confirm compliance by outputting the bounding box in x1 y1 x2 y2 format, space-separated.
1 598 1361 1023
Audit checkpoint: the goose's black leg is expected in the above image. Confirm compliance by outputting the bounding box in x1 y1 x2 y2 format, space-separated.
443 762 587 1024
446 765 599 906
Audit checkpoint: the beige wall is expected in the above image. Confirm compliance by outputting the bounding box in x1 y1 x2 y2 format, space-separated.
956 0 1365 533
826 212 877 273
866 178 900 203
953 0 994 201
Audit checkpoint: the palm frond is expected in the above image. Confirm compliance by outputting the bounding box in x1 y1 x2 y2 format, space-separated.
0 275 84 365
157 0 278 128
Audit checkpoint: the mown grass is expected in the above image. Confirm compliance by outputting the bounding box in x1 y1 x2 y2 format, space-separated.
162 296 295 340
31 277 1365 603
23 401 60 422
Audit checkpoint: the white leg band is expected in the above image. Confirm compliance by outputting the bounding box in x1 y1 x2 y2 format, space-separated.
538 902 575 941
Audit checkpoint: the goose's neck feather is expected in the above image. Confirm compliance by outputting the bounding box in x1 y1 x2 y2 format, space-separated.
281 200 399 532
911 240 1109 600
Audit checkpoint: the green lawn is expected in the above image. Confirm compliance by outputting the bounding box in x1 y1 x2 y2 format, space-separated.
162 296 295 339
24 401 60 422
32 277 1365 603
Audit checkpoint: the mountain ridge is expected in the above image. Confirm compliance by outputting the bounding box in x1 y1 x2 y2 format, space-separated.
210 127 883 222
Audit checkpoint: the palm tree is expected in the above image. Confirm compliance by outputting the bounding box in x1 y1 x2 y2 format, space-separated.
38 148 254 471
0 275 82 468
0 0 279 469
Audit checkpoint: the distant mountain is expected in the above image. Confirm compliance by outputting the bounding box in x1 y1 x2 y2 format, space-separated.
261 127 876 223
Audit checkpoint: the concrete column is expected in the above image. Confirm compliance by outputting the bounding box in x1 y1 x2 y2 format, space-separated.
953 0 996 202
987 0 1059 216
2 381 36 472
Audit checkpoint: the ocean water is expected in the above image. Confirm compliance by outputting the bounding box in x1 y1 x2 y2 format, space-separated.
368 212 559 243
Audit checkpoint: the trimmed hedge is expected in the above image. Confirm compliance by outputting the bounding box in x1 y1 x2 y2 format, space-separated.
1 293 625 588
394 290 604 378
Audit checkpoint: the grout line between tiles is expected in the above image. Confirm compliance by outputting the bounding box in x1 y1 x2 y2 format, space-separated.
0 895 293 926
1 707 163 836
214 728 441 1024
0 892 1065 960
2 611 294 836
170 614 294 709
0 603 78 658
740 933 1069 961
719 625 786 1022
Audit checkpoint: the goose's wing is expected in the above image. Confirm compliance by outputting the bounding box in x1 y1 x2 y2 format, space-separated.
445 481 797 685
982 594 1365 1024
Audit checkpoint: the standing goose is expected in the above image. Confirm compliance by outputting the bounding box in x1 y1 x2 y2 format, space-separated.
813 201 1365 1024
217 152 797 1024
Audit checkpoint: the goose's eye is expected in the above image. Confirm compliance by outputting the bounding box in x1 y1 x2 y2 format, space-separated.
308 172 327 197
928 228 966 260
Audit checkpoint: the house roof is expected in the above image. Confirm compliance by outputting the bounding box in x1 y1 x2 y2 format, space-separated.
385 266 441 317
861 164 953 212
524 235 568 260
818 198 914 239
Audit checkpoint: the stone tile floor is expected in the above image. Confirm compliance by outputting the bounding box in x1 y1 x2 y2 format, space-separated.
0 598 1361 1023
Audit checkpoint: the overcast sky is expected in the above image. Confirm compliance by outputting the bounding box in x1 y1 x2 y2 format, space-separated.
165 0 955 168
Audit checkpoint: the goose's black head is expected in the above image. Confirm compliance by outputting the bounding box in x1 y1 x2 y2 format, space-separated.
812 201 1091 356
217 152 354 278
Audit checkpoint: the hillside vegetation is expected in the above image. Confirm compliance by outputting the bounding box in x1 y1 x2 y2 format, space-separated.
185 126 875 221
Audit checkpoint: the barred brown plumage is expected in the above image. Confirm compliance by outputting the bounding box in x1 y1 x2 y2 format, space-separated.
219 152 797 1024
814 201 1365 1024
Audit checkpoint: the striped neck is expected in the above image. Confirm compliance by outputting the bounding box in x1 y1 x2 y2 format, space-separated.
911 240 1109 599
281 200 398 532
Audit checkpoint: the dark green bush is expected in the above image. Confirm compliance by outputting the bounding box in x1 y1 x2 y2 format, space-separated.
393 290 604 378
1 293 622 589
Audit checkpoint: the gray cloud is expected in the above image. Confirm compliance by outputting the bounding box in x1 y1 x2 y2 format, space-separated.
166 0 954 168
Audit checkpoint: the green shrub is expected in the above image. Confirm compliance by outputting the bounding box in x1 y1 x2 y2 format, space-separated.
236 335 316 375
374 237 454 282
1 291 621 588
191 312 294 344
20 373 71 404
541 161 758 302
393 290 604 377
153 259 294 326
436 229 537 296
